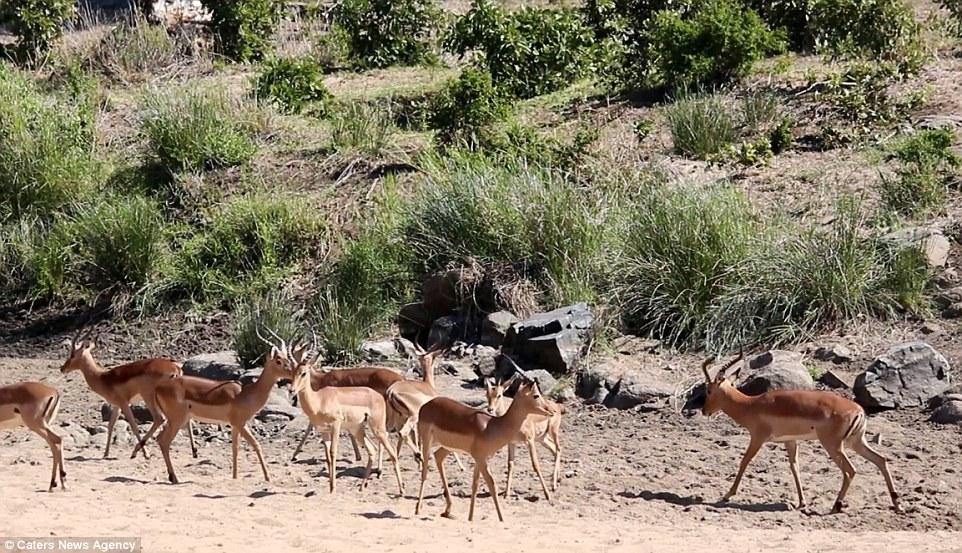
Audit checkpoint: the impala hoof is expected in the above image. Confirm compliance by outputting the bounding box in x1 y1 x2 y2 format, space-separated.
441 511 455 520
831 501 844 514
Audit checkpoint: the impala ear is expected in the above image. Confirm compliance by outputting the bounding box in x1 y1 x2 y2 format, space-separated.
270 345 280 359
83 340 96 353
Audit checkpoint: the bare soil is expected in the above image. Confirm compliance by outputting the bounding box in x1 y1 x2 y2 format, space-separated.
3 355 961 552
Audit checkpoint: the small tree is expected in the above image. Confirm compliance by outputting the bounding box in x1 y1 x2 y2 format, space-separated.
0 0 75 59
201 0 283 62
429 68 509 147
335 0 443 69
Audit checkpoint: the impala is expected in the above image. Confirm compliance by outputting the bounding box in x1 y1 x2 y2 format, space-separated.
702 352 902 514
140 329 294 483
290 359 406 463
0 381 66 491
60 329 181 459
288 346 404 494
415 379 553 522
385 342 465 471
484 375 563 500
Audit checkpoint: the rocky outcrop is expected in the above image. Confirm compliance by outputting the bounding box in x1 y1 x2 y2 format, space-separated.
854 342 951 410
501 303 593 375
737 350 814 396
181 351 243 381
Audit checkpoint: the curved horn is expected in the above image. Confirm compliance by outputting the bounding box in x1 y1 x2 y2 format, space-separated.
254 325 278 351
503 354 533 384
715 349 745 381
701 356 716 381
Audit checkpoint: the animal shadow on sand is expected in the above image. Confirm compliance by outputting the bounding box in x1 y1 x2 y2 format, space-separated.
620 490 793 513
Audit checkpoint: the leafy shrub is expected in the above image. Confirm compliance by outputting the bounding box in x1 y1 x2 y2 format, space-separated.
446 0 596 98
664 92 737 158
811 0 923 68
173 193 323 302
943 0 962 36
812 62 927 136
141 86 261 173
28 194 168 302
0 0 74 59
613 184 761 347
233 289 304 369
0 63 98 221
254 57 334 115
330 102 396 157
645 0 784 88
769 117 794 153
429 68 509 147
201 0 283 61
707 197 929 348
91 14 199 82
879 129 961 216
334 0 443 69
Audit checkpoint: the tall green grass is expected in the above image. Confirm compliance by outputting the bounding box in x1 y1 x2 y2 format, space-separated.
141 86 265 174
233 289 305 369
0 63 99 221
665 92 737 158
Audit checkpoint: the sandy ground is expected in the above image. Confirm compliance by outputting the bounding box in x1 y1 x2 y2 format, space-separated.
2 357 962 552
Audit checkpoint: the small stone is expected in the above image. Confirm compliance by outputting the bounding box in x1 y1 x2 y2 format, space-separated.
588 386 609 405
818 370 851 389
921 322 943 334
813 344 853 364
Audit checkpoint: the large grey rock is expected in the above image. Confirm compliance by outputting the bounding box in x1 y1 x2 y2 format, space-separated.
256 387 300 422
471 345 499 378
481 311 519 347
100 402 153 424
930 401 962 424
502 303 594 375
854 342 951 410
398 302 432 343
603 379 672 410
361 340 399 362
182 351 243 381
818 370 852 389
738 350 814 396
524 370 558 395
884 227 950 268
428 315 464 347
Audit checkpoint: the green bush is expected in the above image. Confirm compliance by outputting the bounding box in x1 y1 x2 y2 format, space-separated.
815 62 927 133
664 92 737 158
429 68 509 147
0 0 74 59
446 0 596 98
334 0 443 69
645 0 784 88
943 0 962 36
141 86 261 173
27 194 168 302
254 57 334 115
201 0 283 61
330 102 396 157
707 197 929 348
811 0 922 67
233 289 304 369
0 63 98 221
173 193 323 301
613 184 761 347
91 15 197 82
879 129 961 216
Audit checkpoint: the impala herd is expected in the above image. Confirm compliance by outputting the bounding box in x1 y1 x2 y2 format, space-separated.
0 328 904 521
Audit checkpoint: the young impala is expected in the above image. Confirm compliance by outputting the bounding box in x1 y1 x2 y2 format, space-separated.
60 329 181 459
138 329 294 483
702 352 902 514
415 378 553 522
484 374 563 501
288 345 404 494
0 381 66 491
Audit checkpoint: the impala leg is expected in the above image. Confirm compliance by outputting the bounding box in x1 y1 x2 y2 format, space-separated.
374 429 404 495
350 434 362 462
157 414 184 484
230 427 240 480
30 423 63 492
104 405 119 458
328 420 340 493
504 442 516 499
356 429 376 490
240 425 270 482
722 436 764 502
542 430 562 492
132 397 166 459
434 447 454 519
468 464 481 522
293 423 313 461
850 438 902 513
187 420 197 459
121 404 149 460
415 429 432 515
527 437 552 502
479 461 504 522
784 441 805 510
823 440 856 514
